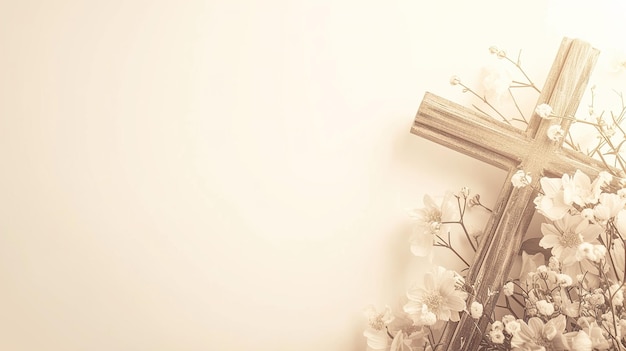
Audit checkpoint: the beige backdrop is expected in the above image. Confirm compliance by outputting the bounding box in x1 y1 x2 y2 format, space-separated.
1 1 625 350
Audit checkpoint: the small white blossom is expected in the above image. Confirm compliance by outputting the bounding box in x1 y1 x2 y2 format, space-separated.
536 300 555 316
502 315 515 324
505 320 521 335
547 124 565 141
535 103 553 118
557 273 573 287
536 265 548 274
577 242 597 262
503 282 514 296
449 75 461 86
489 329 505 344
364 305 394 330
511 170 532 188
470 301 483 319
491 321 504 332
593 245 607 261
482 62 512 103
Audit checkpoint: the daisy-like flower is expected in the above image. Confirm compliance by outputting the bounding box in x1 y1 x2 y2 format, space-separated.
407 193 457 257
510 315 569 351
363 305 395 350
404 266 468 325
539 213 603 266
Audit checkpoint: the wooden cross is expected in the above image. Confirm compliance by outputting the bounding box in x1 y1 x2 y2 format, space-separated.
412 38 607 350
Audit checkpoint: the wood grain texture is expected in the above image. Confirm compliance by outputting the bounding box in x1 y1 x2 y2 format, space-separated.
411 38 601 350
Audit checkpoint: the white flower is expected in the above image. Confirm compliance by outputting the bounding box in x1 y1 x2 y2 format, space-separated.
595 193 625 221
408 193 457 257
556 273 573 287
547 124 565 141
481 62 512 103
562 170 600 207
364 305 394 330
502 314 515 325
449 75 461 86
536 300 555 316
389 331 414 351
489 329 505 344
592 244 606 261
567 330 592 351
491 321 504 332
470 301 483 319
536 103 553 118
540 213 603 266
511 316 568 350
511 170 532 188
534 176 570 221
363 328 389 349
577 242 597 262
419 306 437 326
404 267 468 325
503 282 514 296
505 320 522 335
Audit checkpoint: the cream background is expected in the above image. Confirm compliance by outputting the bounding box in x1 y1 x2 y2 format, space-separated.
1 1 625 350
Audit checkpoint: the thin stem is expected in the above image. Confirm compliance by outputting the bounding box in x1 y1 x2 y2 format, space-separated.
503 54 541 93
459 83 511 125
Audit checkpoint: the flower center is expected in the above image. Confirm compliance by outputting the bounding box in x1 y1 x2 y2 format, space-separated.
423 292 443 312
559 230 581 248
427 209 442 224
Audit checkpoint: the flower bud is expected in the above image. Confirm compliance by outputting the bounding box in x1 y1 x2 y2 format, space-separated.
449 75 461 86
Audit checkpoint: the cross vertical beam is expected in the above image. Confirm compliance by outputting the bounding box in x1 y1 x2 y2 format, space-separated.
411 38 601 350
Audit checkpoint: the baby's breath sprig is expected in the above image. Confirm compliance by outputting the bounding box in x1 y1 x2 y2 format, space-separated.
449 75 513 126
449 45 543 127
489 46 541 94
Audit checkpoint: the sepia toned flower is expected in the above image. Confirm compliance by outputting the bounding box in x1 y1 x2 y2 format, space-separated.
535 103 553 118
404 267 468 325
407 193 457 257
539 213 603 266
547 124 565 141
511 315 568 351
511 170 532 188
470 301 483 319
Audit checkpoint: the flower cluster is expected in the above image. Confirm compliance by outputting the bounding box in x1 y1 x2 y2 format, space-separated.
364 43 626 351
364 188 490 350
479 169 626 350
